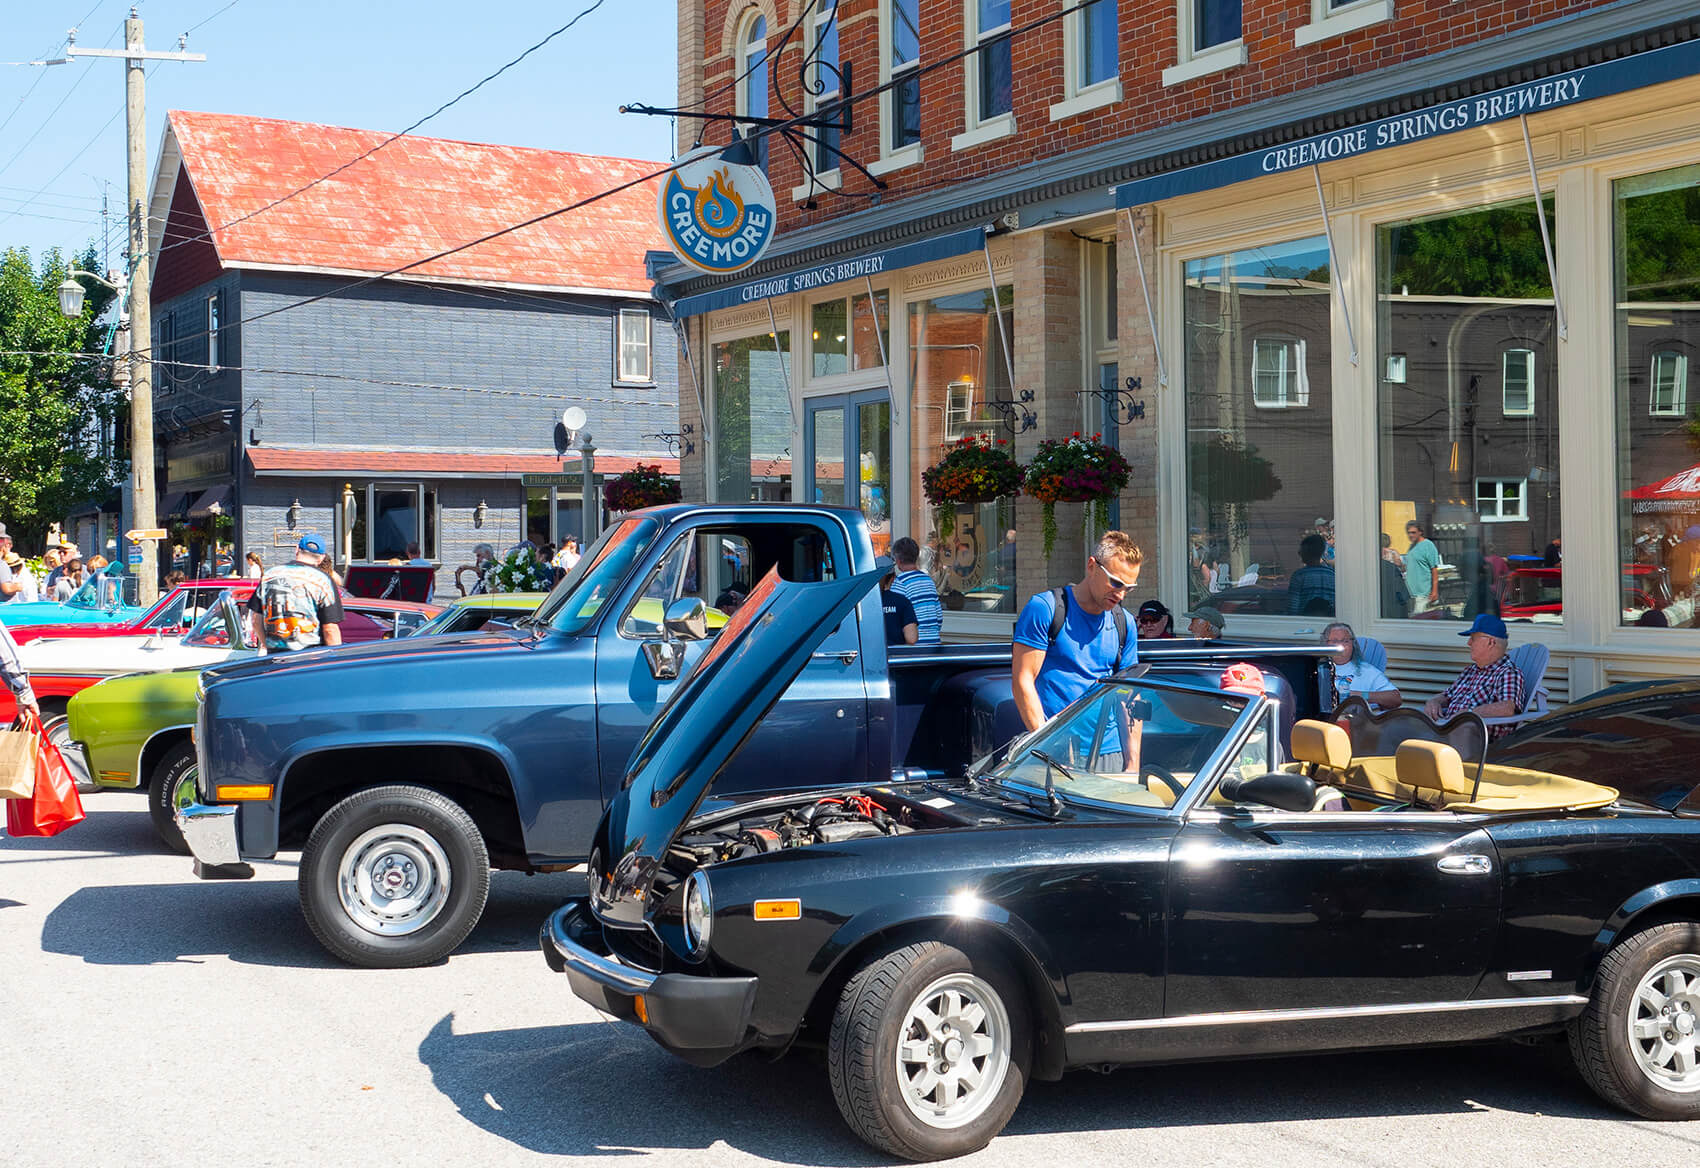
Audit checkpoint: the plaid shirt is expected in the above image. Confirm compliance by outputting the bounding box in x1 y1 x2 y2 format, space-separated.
1286 564 1336 615
1439 654 1526 739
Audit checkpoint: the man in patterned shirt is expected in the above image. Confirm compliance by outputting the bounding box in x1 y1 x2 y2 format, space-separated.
1286 533 1336 615
246 534 344 652
889 537 943 645
1424 613 1525 738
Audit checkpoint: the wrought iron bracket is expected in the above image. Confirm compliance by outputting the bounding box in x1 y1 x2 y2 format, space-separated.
985 389 1037 435
644 428 695 458
1079 376 1147 423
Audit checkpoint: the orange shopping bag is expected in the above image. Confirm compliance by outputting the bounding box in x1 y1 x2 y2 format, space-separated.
5 713 85 837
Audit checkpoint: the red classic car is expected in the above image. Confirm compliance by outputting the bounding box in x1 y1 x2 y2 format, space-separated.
7 578 248 646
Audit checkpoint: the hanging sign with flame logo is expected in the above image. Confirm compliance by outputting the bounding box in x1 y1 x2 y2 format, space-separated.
658 147 778 276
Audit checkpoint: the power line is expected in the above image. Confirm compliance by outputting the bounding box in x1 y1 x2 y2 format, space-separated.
154 0 614 261
184 0 244 35
0 92 127 228
0 0 106 135
0 18 123 184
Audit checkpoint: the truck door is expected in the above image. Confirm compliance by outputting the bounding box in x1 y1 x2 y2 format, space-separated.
592 521 870 806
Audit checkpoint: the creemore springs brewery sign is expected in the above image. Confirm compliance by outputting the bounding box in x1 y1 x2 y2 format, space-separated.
658 147 777 276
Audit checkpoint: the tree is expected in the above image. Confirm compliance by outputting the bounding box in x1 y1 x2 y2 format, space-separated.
0 246 125 550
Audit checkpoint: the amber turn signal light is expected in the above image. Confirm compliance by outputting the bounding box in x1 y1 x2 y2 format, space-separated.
633 994 649 1024
213 784 273 801
753 899 801 920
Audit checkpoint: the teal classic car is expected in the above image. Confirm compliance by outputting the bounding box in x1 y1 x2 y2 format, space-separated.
0 571 145 628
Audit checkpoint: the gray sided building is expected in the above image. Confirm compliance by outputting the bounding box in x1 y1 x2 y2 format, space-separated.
146 110 679 595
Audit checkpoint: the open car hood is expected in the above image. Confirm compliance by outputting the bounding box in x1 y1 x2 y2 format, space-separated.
592 565 877 926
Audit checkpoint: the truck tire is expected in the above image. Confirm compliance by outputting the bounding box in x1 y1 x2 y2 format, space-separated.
828 940 1031 1161
298 785 490 969
1570 920 1700 1119
147 740 198 854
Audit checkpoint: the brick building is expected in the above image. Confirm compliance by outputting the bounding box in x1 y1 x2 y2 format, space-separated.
662 0 1700 698
145 111 679 594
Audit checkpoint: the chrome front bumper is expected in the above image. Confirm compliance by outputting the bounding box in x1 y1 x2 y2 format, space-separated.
543 900 658 993
177 801 242 868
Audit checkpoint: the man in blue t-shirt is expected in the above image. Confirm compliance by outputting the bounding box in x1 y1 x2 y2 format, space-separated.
1012 532 1142 749
889 537 943 644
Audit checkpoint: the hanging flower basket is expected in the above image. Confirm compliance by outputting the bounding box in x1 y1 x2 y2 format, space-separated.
1022 433 1132 558
921 434 1023 538
604 464 682 513
487 544 551 593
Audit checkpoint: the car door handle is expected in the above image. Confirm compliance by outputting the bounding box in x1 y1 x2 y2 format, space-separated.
1437 854 1493 875
811 650 858 665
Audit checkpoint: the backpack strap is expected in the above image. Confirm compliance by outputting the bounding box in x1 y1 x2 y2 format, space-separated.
1046 586 1068 644
1113 604 1128 664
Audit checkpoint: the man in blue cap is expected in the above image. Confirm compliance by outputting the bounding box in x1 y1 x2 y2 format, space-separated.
1423 613 1525 737
246 534 344 652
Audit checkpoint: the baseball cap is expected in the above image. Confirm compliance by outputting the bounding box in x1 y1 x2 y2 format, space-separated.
0 521 9 538
1136 599 1171 622
297 533 328 556
1219 662 1266 696
1183 605 1226 630
1459 613 1509 639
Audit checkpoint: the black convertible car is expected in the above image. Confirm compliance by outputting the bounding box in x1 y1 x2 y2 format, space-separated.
544 569 1700 1161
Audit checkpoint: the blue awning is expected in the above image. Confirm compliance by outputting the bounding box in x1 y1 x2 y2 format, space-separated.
1117 37 1700 209
666 225 992 319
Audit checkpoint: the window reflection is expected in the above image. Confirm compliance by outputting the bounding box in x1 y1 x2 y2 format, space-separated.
713 332 792 503
1376 197 1560 623
1183 236 1333 616
1616 164 1700 629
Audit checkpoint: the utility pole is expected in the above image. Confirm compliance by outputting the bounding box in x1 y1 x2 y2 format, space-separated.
69 10 205 605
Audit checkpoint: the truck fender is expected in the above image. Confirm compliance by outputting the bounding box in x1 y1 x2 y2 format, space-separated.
1586 878 1700 987
275 729 526 808
807 894 1070 1079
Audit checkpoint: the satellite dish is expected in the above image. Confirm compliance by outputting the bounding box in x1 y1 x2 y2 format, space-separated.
562 406 588 433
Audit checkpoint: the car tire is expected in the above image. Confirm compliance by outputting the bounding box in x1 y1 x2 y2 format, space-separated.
1570 920 1700 1119
42 714 97 794
147 739 198 854
828 940 1031 1161
298 785 489 969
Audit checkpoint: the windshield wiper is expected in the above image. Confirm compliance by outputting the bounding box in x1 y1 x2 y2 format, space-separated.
1029 749 1072 815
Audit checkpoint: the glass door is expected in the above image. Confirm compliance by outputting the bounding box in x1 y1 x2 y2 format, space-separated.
805 390 892 554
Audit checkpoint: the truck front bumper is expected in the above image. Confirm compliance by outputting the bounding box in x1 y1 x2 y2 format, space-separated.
177 802 254 879
543 899 756 1066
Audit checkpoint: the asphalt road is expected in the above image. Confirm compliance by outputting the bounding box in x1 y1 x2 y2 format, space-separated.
6 796 1700 1167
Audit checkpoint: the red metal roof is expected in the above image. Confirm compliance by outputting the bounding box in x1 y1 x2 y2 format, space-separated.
166 110 667 295
247 448 679 477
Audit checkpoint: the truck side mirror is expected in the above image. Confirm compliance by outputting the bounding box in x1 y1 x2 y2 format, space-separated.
663 597 709 642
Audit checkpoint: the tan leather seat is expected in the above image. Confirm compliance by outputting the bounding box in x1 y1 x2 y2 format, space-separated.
1394 739 1465 806
1291 720 1351 774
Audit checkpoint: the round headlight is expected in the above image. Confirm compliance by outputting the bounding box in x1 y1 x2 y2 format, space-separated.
683 869 712 958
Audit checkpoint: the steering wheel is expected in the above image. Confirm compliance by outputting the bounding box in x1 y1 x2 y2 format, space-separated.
1140 762 1180 802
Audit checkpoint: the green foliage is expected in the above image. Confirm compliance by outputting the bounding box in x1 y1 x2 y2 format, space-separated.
1621 184 1700 303
0 246 125 549
1383 198 1557 299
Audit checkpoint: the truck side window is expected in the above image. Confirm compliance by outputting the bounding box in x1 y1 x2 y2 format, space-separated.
621 532 754 638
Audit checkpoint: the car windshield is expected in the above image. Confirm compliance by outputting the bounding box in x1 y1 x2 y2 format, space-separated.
989 680 1258 813
141 589 189 629
182 596 252 650
536 518 663 635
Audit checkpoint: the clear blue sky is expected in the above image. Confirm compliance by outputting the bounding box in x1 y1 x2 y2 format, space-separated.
0 0 678 268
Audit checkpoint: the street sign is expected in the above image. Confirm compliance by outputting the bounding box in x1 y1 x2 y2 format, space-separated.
126 547 144 565
521 473 582 487
125 528 168 541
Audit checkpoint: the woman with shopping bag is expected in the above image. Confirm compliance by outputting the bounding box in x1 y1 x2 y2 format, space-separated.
1 619 85 837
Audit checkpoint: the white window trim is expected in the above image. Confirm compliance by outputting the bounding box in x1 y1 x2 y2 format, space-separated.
1294 0 1392 48
952 114 1016 152
735 9 768 155
1650 350 1688 417
879 0 922 159
616 307 653 384
206 293 220 371
1475 476 1529 523
1054 0 1121 120
804 289 890 387
963 2 1013 132
792 167 844 204
1162 37 1247 87
803 1 841 176
1251 336 1309 408
1502 348 1535 417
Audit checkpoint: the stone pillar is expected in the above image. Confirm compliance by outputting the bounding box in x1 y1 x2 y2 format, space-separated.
678 316 709 502
1012 227 1087 603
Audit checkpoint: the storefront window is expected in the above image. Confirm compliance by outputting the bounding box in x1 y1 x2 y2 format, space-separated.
1376 197 1559 623
811 291 888 378
908 285 1016 614
1615 164 1700 630
1183 236 1333 617
713 331 793 503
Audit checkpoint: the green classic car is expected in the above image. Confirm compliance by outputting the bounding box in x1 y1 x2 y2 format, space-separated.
64 592 547 853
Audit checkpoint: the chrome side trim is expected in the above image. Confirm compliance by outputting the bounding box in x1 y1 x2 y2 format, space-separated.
134 722 194 788
1064 994 1588 1034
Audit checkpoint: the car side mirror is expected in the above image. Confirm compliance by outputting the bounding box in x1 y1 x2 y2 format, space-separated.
1218 771 1317 813
663 597 709 642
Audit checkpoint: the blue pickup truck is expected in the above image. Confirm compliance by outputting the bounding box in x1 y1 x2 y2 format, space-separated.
179 504 1331 968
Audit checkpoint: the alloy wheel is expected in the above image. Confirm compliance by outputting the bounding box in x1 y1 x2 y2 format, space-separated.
1628 955 1700 1092
894 972 1012 1130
